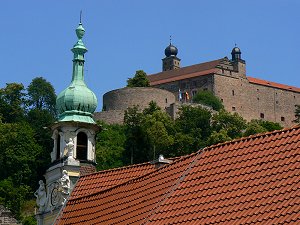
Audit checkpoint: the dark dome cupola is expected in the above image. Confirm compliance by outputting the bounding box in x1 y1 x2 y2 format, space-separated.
165 44 178 57
162 37 181 71
231 45 242 61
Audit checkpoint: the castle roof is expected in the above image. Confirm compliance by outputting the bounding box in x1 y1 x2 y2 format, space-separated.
248 76 300 93
148 59 222 85
55 125 300 224
148 59 300 93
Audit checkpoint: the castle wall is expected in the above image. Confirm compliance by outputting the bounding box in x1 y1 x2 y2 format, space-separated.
96 87 176 124
153 74 214 100
94 110 125 125
213 74 300 127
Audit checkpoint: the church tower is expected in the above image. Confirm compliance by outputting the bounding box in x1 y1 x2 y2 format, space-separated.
162 39 181 71
35 21 99 225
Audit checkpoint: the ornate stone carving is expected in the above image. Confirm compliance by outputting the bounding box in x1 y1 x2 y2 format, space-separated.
34 180 47 212
66 138 75 159
59 170 70 205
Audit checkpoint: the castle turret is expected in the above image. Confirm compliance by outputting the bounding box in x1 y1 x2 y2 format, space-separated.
162 38 181 71
231 45 246 77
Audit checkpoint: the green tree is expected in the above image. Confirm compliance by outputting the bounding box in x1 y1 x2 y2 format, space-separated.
172 132 194 156
143 110 175 159
127 70 150 87
243 119 282 137
0 121 42 188
193 90 224 111
244 121 267 137
294 105 300 123
0 178 31 220
26 77 57 178
123 102 176 164
27 77 56 115
211 110 247 139
143 100 161 115
96 122 126 170
0 83 26 123
207 129 232 146
124 106 146 164
176 105 212 147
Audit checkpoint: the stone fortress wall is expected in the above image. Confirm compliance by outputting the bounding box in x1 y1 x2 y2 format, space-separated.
94 87 176 124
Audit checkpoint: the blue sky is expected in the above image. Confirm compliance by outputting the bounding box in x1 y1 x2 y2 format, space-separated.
0 0 299 110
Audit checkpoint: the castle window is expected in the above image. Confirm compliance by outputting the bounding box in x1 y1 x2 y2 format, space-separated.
222 69 224 74
221 99 223 102
257 89 259 92
230 71 232 75
281 117 285 122
257 97 260 100
77 132 88 161
192 90 197 96
203 88 208 91
276 101 279 104
56 134 61 160
232 90 235 96
260 113 265 119
232 107 236 111
165 98 168 103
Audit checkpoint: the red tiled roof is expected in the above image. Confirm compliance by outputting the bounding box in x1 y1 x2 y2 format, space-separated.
248 77 300 93
71 162 158 199
148 59 222 85
56 126 300 224
79 165 96 176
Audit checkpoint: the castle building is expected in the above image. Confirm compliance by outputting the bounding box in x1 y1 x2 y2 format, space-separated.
35 21 99 225
148 44 300 127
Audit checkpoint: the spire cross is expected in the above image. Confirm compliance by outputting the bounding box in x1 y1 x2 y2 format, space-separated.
80 10 82 24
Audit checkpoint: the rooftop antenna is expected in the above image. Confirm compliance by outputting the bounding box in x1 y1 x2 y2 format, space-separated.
80 10 82 24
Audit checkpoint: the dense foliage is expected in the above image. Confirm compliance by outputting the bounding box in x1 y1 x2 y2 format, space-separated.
126 70 150 87
192 90 224 111
0 78 56 224
96 102 283 166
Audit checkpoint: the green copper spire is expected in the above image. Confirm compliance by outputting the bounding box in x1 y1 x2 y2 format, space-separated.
56 22 98 124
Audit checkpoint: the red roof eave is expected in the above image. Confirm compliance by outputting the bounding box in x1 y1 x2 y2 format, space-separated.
150 68 217 86
248 76 300 93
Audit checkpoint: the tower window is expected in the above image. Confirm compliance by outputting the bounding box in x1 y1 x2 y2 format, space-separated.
77 132 88 160
232 90 235 96
281 117 285 122
260 113 264 119
165 98 168 103
232 107 236 111
56 134 61 160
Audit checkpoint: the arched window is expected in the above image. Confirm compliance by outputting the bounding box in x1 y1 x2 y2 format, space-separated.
56 134 61 160
77 132 88 160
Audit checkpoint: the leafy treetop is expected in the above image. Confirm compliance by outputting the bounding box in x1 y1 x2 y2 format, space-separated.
192 90 224 111
127 70 150 87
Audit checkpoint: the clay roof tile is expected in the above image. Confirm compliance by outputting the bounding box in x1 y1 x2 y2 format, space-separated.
56 126 300 225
